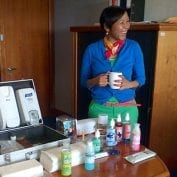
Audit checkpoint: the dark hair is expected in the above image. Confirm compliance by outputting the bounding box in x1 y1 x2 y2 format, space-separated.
99 6 128 30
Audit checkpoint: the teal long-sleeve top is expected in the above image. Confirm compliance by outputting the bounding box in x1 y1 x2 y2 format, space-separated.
80 38 146 105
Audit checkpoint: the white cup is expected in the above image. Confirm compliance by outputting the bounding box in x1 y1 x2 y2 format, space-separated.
108 72 122 89
98 114 108 125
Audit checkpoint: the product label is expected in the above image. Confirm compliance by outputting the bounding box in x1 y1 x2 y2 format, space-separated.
85 155 95 164
93 139 101 153
61 150 72 176
133 135 140 145
85 155 95 170
131 133 140 151
116 126 123 142
123 124 131 139
131 143 140 151
106 129 117 146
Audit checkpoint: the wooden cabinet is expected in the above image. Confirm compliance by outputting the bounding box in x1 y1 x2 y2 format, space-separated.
149 28 177 171
0 0 54 117
70 23 177 171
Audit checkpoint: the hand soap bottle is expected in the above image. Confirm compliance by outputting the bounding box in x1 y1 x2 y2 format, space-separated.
84 140 95 171
106 118 117 147
115 114 123 143
123 112 131 144
92 129 101 153
131 123 141 151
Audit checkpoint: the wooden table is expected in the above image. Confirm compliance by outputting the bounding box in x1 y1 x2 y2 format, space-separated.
51 143 170 177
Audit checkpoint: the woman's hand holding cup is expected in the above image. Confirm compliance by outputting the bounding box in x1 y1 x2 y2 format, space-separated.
108 72 123 89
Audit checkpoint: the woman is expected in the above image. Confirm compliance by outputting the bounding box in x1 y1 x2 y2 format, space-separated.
80 6 145 129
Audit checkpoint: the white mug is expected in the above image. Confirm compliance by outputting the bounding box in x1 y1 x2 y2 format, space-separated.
98 113 108 125
108 72 122 89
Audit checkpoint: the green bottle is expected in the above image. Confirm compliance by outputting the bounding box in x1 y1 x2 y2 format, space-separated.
61 142 72 176
92 129 101 153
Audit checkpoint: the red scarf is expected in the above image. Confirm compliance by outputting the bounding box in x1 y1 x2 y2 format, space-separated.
104 36 125 59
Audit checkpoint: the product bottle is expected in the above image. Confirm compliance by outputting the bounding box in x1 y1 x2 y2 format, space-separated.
106 119 117 147
115 114 123 143
60 142 72 176
84 140 95 171
97 113 108 135
122 113 131 144
92 129 101 153
131 123 141 151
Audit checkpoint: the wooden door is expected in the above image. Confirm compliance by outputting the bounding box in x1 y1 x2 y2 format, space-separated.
0 0 54 117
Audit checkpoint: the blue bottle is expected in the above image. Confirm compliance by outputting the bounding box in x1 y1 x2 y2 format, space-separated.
106 119 117 147
84 140 95 171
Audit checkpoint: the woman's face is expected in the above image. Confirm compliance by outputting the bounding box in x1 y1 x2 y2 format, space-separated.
108 12 130 41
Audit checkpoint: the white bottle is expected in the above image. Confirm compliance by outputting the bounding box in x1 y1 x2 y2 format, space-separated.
131 123 141 151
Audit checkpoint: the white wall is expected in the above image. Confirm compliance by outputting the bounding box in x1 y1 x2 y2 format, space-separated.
54 0 107 115
144 0 177 21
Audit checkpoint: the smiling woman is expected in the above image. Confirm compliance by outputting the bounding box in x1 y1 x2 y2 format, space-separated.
80 6 145 131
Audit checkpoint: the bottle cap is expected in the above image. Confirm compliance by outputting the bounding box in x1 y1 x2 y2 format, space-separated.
117 114 122 122
135 123 140 128
125 113 130 121
95 129 100 138
110 119 115 127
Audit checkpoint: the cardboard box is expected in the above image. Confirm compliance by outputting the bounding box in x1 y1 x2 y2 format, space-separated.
56 115 76 138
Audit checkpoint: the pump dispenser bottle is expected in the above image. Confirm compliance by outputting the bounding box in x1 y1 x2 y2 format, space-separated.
106 119 117 147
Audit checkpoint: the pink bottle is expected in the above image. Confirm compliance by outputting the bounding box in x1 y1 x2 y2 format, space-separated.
115 114 123 143
131 123 141 151
122 113 131 143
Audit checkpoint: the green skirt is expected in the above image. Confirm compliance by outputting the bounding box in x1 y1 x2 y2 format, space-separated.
88 97 139 130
